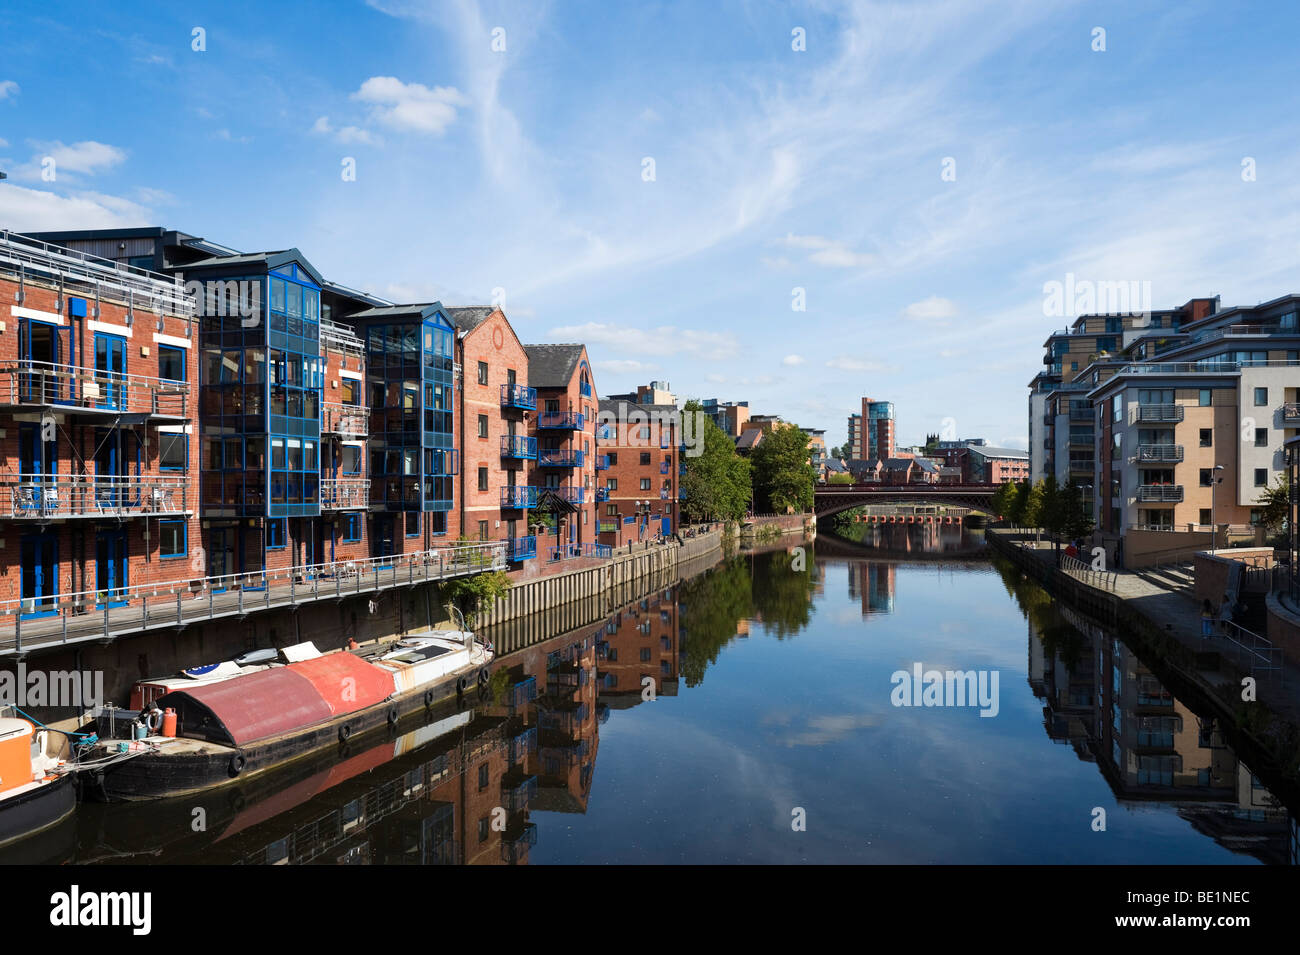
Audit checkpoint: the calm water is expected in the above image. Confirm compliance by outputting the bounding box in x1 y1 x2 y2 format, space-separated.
32 523 1299 865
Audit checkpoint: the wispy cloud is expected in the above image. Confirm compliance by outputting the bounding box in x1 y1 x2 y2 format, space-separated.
0 80 18 101
351 76 468 134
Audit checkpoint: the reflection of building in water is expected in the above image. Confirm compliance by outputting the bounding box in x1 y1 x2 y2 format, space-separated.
597 587 681 707
846 563 896 615
850 521 972 556
1034 605 1293 863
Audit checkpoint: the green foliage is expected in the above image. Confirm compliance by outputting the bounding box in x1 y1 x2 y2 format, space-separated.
487 666 512 706
750 424 814 513
1023 479 1045 529
442 569 512 627
680 399 751 523
1007 479 1030 527
991 481 1015 519
1061 480 1094 540
1255 473 1289 532
826 471 854 485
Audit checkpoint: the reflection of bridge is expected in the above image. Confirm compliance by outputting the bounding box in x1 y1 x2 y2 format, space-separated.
814 484 998 519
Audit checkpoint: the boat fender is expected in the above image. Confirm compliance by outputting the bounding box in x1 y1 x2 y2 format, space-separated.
457 674 470 693
386 706 399 725
424 689 435 707
339 723 353 742
229 753 246 777
478 666 491 686
145 708 164 733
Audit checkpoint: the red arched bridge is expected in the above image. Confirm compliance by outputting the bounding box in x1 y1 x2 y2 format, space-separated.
814 483 1000 519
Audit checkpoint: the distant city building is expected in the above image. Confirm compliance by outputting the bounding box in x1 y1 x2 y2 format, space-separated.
846 398 896 461
701 398 750 438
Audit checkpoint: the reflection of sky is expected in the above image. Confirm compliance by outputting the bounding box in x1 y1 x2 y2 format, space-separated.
530 558 1261 864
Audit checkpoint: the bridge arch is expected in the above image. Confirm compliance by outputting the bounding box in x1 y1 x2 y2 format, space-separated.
813 484 999 520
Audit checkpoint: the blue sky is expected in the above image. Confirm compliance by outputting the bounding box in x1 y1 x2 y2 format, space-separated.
2 0 1298 449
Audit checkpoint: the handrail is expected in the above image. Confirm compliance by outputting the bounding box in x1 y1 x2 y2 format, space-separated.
4 474 189 519
0 360 189 417
1061 553 1118 591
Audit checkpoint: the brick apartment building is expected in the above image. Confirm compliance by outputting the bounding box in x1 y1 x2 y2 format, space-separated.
595 396 679 547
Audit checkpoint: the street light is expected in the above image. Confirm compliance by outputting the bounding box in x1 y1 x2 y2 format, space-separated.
1210 464 1225 554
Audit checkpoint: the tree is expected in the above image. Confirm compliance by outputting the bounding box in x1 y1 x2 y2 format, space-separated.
680 400 751 523
1007 478 1030 529
1023 479 1046 533
749 424 814 513
442 569 512 627
1039 475 1066 556
1256 474 1290 538
1061 480 1094 542
991 481 1015 520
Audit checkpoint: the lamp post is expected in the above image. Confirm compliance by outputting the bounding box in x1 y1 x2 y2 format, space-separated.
1210 464 1225 554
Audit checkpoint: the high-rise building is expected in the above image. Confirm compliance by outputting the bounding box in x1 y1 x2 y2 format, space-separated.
847 398 895 461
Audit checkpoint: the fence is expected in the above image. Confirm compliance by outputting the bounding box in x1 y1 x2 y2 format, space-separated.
1215 620 1286 686
1061 553 1118 591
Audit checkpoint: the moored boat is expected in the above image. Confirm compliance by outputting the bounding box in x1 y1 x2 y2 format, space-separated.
0 714 77 851
86 631 493 801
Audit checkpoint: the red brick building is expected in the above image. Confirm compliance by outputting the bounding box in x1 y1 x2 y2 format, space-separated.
595 397 679 547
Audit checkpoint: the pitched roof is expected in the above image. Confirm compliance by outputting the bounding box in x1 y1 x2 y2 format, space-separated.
735 428 764 450
968 445 1030 460
445 306 497 333
525 344 585 388
598 398 678 418
883 458 916 472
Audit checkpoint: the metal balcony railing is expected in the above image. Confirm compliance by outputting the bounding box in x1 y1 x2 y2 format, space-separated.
501 823 538 864
1137 444 1184 462
507 535 536 561
545 542 611 562
0 540 507 655
538 410 584 429
500 435 538 459
659 488 670 499
594 454 609 470
1069 406 1093 420
319 477 370 509
1137 484 1183 502
1137 403 1183 422
321 401 369 437
500 382 537 410
538 448 584 467
0 361 190 418
1280 403 1300 424
499 485 539 508
508 727 537 765
3 475 189 520
1067 434 1093 446
595 487 609 502
659 461 670 474
502 774 538 813
504 676 537 709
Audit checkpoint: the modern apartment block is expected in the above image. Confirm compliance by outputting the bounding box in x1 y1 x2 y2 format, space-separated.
701 398 749 438
847 398 896 461
524 344 599 559
0 232 198 615
595 397 679 546
933 441 1030 484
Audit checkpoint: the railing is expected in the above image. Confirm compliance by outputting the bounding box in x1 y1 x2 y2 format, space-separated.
319 319 364 357
537 411 584 429
594 454 609 470
595 487 609 502
598 520 617 533
0 229 195 317
0 360 190 417
1137 484 1183 502
540 485 584 504
507 535 536 561
1214 621 1286 685
545 542 612 562
500 435 538 459
1060 554 1118 591
319 476 370 509
1136 403 1183 423
1137 444 1184 462
1280 402 1300 424
0 540 508 655
502 774 538 813
1069 406 1093 421
321 401 369 437
501 823 538 864
538 448 584 467
500 485 539 508
500 383 537 411
579 381 592 398
659 488 670 500
3 475 189 519
1067 434 1094 446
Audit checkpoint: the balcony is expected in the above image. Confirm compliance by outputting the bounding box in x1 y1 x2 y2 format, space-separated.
504 676 537 710
507 535 536 561
4 475 189 520
500 435 538 460
1281 403 1300 424
539 485 584 505
594 454 610 470
580 380 592 398
595 487 609 502
0 361 190 420
500 485 539 508
500 382 537 411
321 402 369 437
545 542 611 562
507 726 537 765
1067 434 1094 447
1137 403 1184 423
659 461 671 474
319 477 370 510
598 520 618 533
1069 406 1092 421
1137 444 1184 463
538 410 585 430
500 823 538 864
659 488 670 500
501 772 538 813
1137 484 1183 502
538 448 584 468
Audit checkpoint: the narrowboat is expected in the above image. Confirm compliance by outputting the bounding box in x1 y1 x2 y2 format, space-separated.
86 632 494 801
0 714 77 850
128 641 323 710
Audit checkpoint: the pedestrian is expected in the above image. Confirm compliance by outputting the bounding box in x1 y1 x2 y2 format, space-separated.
1201 599 1215 638
1218 595 1234 634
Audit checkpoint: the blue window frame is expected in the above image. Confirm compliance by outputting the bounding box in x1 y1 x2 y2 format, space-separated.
405 511 420 537
158 344 186 382
342 513 361 542
159 519 187 559
159 431 187 471
267 518 286 549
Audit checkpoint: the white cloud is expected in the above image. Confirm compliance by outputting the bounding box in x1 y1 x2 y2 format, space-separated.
0 80 18 101
902 296 958 322
312 115 380 146
782 354 805 366
351 76 468 135
0 183 155 231
780 233 874 270
547 321 738 360
214 129 252 144
27 140 125 175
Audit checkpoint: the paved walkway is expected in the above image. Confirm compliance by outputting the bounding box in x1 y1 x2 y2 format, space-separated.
992 529 1300 723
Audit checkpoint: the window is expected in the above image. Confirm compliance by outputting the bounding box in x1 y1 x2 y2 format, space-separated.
158 345 185 382
477 818 490 843
1200 469 1213 487
640 478 651 491
640 648 652 662
1199 389 1212 406
477 414 488 438
342 513 361 542
1255 468 1267 487
159 520 186 559
607 478 618 491
639 452 651 465
478 762 489 790
1255 427 1268 447
267 518 286 549
160 432 187 470
405 511 420 536
1112 396 1122 422
1199 428 1212 447
478 520 489 540
507 368 516 385
477 361 488 385
1200 509 1211 525
1255 387 1268 406
341 378 359 405
478 467 488 492
607 452 617 466
607 504 619 516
